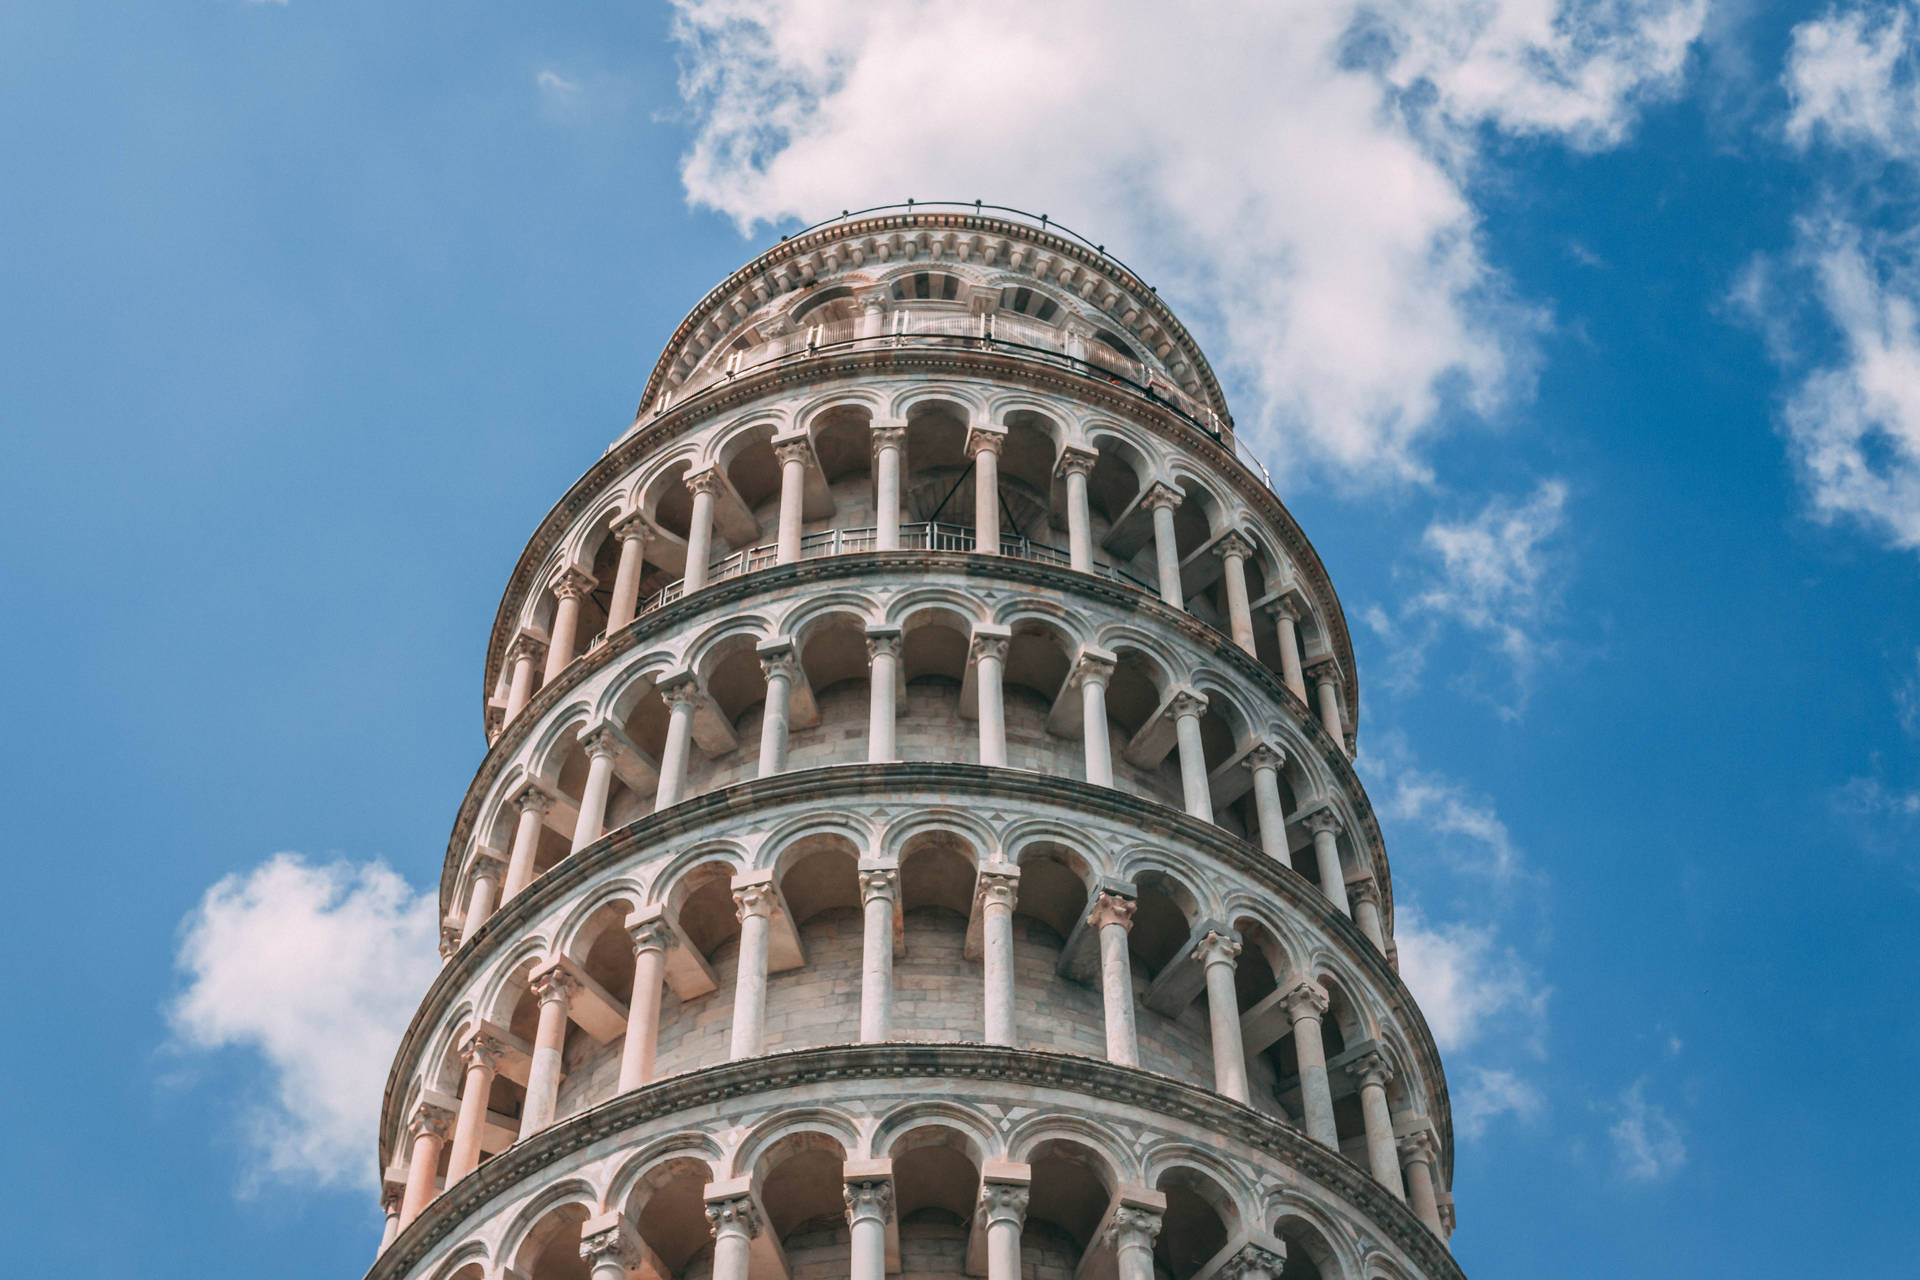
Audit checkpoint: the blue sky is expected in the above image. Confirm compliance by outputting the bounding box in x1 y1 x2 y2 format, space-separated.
3 3 1918 1278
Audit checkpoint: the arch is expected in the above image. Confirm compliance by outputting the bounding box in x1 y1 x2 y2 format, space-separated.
502 1180 601 1280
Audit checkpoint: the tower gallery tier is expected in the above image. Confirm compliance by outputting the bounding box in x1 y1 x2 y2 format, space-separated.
369 207 1464 1280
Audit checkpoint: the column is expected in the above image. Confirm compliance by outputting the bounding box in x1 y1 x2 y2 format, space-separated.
520 966 575 1135
655 676 700 809
1280 982 1337 1147
457 855 506 947
1399 1131 1445 1234
705 1195 762 1280
1347 1050 1404 1194
844 1178 894 1280
1060 448 1097 572
1089 891 1139 1066
1106 1206 1163 1280
445 1033 502 1185
1072 651 1116 786
605 515 650 633
1146 485 1184 608
968 426 1005 552
1245 745 1288 863
572 728 619 853
774 435 812 564
971 631 1010 767
1214 534 1258 654
858 866 897 1042
1311 664 1347 751
729 881 777 1058
1349 879 1387 951
618 917 674 1090
502 786 552 902
543 568 596 684
865 626 902 762
683 470 720 592
757 644 797 776
438 921 460 965
977 866 1020 1045
977 1179 1029 1280
1303 810 1350 916
1171 690 1213 822
1267 601 1308 701
1219 1244 1287 1280
397 1102 453 1227
872 423 906 550
504 634 547 722
379 1189 401 1250
579 1212 644 1280
1194 931 1248 1102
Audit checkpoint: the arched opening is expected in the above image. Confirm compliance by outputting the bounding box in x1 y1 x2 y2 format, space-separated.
1271 1215 1339 1280
626 1156 720 1279
902 401 973 527
895 829 981 1041
791 610 875 770
887 1124 985 1275
997 410 1062 548
1231 920 1292 1124
513 1201 593 1280
1152 1166 1234 1280
898 605 974 762
755 1132 852 1276
655 861 743 1076
1023 1138 1117 1276
1105 645 1180 808
769 833 863 1050
1001 618 1075 773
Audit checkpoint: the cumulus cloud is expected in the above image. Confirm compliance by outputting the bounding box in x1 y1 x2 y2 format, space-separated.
1786 1 1920 158
1394 907 1549 1054
168 855 439 1190
1452 1066 1547 1138
1609 1080 1687 1180
670 0 1703 486
1363 733 1530 882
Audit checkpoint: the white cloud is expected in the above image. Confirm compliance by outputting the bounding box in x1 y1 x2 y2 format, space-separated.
1394 907 1549 1053
1453 1066 1546 1138
537 69 582 98
1364 733 1530 882
1609 1080 1687 1180
168 854 439 1190
670 0 1703 486
1786 1 1920 158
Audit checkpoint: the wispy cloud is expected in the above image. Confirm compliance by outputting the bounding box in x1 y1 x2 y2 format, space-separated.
167 855 438 1191
1609 1080 1687 1181
1785 1 1920 158
536 69 582 98
1453 1066 1547 1138
1394 908 1550 1056
670 0 1703 488
1363 731 1533 884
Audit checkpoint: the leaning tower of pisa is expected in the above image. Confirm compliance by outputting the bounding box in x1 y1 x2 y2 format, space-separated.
370 206 1463 1280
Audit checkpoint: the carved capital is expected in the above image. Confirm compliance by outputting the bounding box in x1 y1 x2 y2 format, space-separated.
772 436 816 469
509 632 549 666
976 1181 1030 1228
1264 597 1302 623
865 626 904 661
733 882 778 921
1439 1198 1457 1233
406 1101 453 1143
551 567 597 601
579 724 621 760
1193 929 1242 969
1398 1129 1440 1168
579 1216 644 1272
870 423 908 453
684 468 724 498
459 1031 508 1074
843 1180 895 1225
1104 1205 1163 1251
529 965 577 1009
1212 532 1255 563
1279 980 1330 1022
1057 447 1098 479
1244 743 1285 773
1220 1243 1288 1280
438 921 460 960
1142 481 1183 513
1347 1048 1395 1089
1301 808 1343 838
1087 890 1137 932
512 783 555 816
1346 877 1381 907
859 867 899 904
1069 651 1116 689
627 917 678 956
965 424 1007 458
976 866 1020 911
612 513 651 545
1169 689 1209 720
969 632 1010 665
758 646 800 684
1307 661 1343 691
705 1196 763 1240
657 671 706 712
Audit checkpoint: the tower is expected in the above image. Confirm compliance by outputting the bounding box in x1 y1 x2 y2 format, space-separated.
371 207 1461 1280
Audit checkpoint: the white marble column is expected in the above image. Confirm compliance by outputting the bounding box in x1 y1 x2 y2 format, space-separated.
757 643 798 776
1281 981 1338 1148
571 727 619 853
1399 1131 1445 1234
1195 930 1249 1102
618 916 674 1091
520 966 575 1136
579 1212 645 1280
501 786 552 903
683 470 721 592
1106 1205 1164 1280
1311 664 1348 752
971 631 1010 767
543 568 596 684
1349 879 1387 951
1303 810 1350 916
1350 1051 1404 1196
1214 533 1258 654
977 1179 1030 1280
977 865 1020 1045
1089 890 1139 1067
774 436 812 564
1146 484 1185 608
655 675 700 810
1267 601 1308 701
844 1177 894 1280
705 1195 762 1280
968 425 1006 552
605 515 650 634
503 634 547 723
858 865 897 1042
457 854 506 947
865 626 902 762
397 1101 453 1227
729 881 777 1058
872 423 906 551
1060 448 1097 572
378 1189 402 1251
1072 650 1116 785
1245 745 1288 863
1171 690 1213 822
445 1033 501 1185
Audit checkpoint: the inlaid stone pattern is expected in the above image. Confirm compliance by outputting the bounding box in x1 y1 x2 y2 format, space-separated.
370 209 1463 1280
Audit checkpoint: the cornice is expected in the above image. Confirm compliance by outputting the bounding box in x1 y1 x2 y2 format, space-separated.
480 344 1359 741
455 552 1384 923
368 1046 1463 1280
393 762 1446 1183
